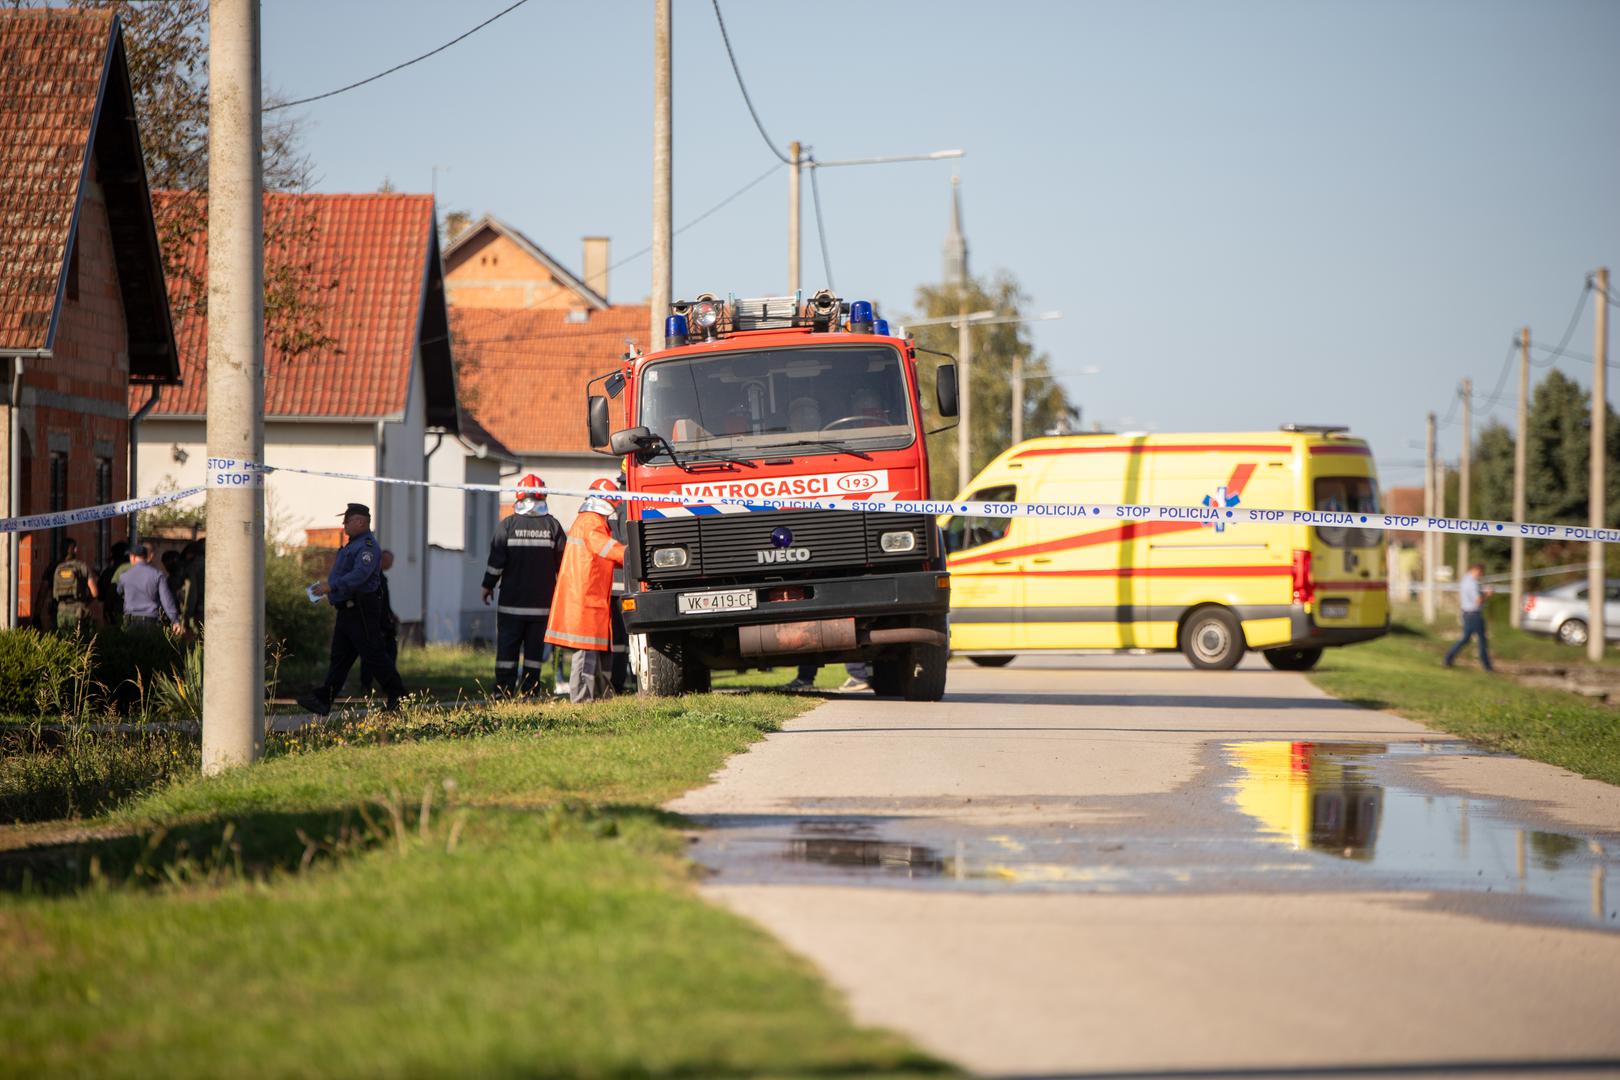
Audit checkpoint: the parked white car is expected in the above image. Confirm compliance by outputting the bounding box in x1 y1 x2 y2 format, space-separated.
1521 580 1620 647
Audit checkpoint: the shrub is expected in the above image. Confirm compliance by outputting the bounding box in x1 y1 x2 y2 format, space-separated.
266 546 334 668
0 629 87 716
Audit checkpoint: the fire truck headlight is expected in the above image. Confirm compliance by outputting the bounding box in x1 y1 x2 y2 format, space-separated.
652 546 690 569
693 301 721 330
879 531 917 553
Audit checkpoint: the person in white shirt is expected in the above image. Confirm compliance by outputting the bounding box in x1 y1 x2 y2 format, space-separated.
1444 562 1494 672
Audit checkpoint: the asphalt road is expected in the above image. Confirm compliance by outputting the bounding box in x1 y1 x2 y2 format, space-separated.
669 654 1620 1079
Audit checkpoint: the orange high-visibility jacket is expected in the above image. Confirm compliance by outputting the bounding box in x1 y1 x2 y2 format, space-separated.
544 511 625 651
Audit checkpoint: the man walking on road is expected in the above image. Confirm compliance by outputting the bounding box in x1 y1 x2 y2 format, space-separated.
1444 562 1494 672
546 478 624 703
482 474 566 695
298 503 407 715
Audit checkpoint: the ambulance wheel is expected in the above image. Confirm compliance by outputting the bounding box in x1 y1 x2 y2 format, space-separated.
1263 646 1323 672
1181 607 1245 670
968 655 1015 668
642 633 710 696
873 642 949 701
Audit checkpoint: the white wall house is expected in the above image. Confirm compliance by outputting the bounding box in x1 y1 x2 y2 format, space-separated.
424 411 517 644
133 192 460 638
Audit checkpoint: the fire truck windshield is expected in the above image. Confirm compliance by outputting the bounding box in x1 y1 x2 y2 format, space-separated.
638 345 914 460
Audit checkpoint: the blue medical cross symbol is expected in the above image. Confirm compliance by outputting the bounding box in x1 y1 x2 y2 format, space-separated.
1202 485 1240 532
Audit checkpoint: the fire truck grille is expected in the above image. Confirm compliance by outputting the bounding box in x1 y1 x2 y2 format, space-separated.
636 509 931 584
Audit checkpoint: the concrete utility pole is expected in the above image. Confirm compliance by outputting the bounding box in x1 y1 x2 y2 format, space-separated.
1458 378 1472 581
1423 411 1437 625
1590 268 1610 662
1011 354 1024 446
1511 327 1530 628
202 0 265 773
649 0 672 352
958 301 972 493
787 140 801 295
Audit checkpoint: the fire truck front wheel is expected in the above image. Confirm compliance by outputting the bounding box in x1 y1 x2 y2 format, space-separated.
642 632 711 696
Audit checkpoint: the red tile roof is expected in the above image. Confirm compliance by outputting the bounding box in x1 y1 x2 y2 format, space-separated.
0 10 113 351
144 191 454 422
452 305 649 455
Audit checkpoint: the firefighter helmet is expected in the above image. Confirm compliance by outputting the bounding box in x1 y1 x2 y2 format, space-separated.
582 477 618 517
513 473 547 514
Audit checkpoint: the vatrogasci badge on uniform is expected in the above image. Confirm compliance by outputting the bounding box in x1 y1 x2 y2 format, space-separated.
207 458 262 488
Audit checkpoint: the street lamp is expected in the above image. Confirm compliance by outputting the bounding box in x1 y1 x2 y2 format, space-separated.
900 310 1063 490
787 146 965 294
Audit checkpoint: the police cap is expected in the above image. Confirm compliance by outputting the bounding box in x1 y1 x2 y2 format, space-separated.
339 503 371 521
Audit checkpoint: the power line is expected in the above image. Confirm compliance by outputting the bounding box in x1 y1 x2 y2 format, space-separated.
807 155 835 290
1531 340 1598 365
710 0 791 165
266 0 533 112
1531 279 1595 370
1477 340 1522 407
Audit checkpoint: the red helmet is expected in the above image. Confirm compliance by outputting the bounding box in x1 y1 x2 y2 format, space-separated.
582 477 618 515
516 473 545 495
588 477 618 493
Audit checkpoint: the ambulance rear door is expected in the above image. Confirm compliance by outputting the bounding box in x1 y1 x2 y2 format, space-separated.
1306 446 1389 632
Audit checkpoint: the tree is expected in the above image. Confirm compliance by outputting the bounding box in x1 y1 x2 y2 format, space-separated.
21 0 329 361
1464 369 1620 571
907 272 1077 498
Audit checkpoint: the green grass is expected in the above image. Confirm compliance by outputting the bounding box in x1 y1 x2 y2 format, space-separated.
1311 605 1620 786
0 695 949 1079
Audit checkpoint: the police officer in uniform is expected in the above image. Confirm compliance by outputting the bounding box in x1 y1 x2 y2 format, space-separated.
298 503 407 715
51 537 98 634
482 474 565 695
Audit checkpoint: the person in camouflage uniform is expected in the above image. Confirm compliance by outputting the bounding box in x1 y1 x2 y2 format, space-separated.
50 538 98 634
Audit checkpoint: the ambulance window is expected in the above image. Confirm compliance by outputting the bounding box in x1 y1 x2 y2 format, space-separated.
1314 477 1381 548
944 484 1016 553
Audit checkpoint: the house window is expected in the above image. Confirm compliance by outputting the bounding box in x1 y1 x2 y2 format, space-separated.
49 450 69 563
94 457 113 565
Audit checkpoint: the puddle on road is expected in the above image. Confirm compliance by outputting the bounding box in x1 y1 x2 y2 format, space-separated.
689 740 1620 932
1227 740 1614 926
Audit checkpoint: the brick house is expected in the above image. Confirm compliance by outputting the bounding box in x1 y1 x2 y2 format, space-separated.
0 10 180 627
132 192 458 639
443 215 611 312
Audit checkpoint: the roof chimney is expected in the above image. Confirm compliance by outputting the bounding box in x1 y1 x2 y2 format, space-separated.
582 236 609 302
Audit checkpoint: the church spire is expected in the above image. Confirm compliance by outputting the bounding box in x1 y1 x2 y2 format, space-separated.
942 173 968 288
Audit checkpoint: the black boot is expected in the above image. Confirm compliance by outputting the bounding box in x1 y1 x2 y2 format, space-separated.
296 689 332 717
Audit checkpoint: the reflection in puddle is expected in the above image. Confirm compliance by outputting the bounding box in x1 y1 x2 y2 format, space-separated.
783 837 945 877
1228 741 1615 924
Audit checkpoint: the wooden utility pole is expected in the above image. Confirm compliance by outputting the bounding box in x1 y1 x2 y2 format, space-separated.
1423 411 1437 624
1511 327 1530 628
1458 378 1472 581
202 0 265 772
957 304 972 493
649 0 671 352
787 141 801 295
1591 268 1610 661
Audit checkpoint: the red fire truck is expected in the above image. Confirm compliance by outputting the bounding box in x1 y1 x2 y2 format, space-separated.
587 291 958 700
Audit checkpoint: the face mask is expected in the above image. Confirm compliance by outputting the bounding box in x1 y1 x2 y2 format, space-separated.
514 497 545 516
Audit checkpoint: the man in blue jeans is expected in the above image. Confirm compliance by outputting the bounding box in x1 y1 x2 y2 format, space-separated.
1444 562 1494 672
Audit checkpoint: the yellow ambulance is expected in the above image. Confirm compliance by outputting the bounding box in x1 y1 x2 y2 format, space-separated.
942 426 1389 670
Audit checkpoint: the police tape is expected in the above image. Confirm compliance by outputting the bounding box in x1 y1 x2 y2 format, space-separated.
8 457 1620 547
0 487 204 535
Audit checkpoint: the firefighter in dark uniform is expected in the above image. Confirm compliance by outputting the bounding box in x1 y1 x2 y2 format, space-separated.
51 538 98 634
482 473 565 695
297 503 407 715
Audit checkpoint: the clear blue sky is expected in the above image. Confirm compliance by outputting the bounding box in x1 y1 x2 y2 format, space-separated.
263 0 1620 492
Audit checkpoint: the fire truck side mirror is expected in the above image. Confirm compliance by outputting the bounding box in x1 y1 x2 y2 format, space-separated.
935 364 960 418
588 396 611 448
610 426 653 457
